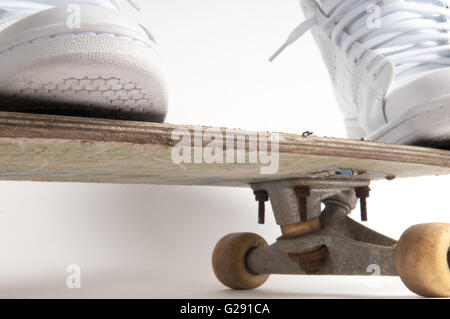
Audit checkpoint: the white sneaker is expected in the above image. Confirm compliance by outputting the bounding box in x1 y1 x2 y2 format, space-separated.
0 0 168 122
272 0 450 147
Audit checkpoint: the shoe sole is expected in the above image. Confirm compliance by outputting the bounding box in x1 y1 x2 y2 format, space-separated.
367 101 450 149
0 5 168 122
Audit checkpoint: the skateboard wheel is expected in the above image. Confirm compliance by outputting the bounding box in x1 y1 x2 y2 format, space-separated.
212 232 269 290
396 223 450 297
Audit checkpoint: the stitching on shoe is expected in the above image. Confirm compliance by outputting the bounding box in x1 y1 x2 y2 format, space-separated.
0 31 159 56
372 105 449 141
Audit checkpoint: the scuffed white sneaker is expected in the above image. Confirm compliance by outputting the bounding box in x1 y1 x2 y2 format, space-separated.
0 0 168 122
272 0 450 148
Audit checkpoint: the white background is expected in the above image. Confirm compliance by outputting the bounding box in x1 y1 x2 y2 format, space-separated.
0 0 448 298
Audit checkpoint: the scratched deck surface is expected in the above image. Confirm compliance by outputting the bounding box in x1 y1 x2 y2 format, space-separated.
0 111 449 186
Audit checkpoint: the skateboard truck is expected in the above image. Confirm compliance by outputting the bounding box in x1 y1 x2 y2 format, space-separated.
213 178 447 293
218 178 398 277
245 178 397 276
213 176 450 297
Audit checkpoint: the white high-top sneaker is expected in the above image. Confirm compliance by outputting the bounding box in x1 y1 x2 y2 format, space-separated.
272 0 450 147
0 0 168 122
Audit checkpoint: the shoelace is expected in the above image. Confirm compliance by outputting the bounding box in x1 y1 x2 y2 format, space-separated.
0 1 52 14
0 0 141 29
271 0 450 77
111 0 141 11
0 0 141 15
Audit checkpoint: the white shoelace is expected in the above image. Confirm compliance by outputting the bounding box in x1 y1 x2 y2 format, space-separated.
0 0 141 16
111 0 141 11
0 0 141 29
271 0 450 77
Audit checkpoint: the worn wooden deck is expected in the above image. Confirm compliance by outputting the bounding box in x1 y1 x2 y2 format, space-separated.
0 112 448 186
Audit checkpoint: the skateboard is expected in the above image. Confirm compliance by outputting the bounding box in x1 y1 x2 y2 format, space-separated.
0 111 449 297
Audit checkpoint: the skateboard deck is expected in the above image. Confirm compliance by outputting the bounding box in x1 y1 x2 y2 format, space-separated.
0 111 448 185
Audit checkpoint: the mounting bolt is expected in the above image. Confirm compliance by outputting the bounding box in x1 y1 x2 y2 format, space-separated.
294 186 311 222
253 190 269 224
355 186 370 221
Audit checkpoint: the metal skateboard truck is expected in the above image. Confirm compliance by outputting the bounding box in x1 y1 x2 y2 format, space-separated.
249 179 396 276
212 178 450 297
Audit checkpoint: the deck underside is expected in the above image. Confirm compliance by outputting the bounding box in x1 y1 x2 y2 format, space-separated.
0 112 448 186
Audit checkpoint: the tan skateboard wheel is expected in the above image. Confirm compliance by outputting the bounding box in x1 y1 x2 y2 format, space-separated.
212 232 269 290
396 223 450 297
